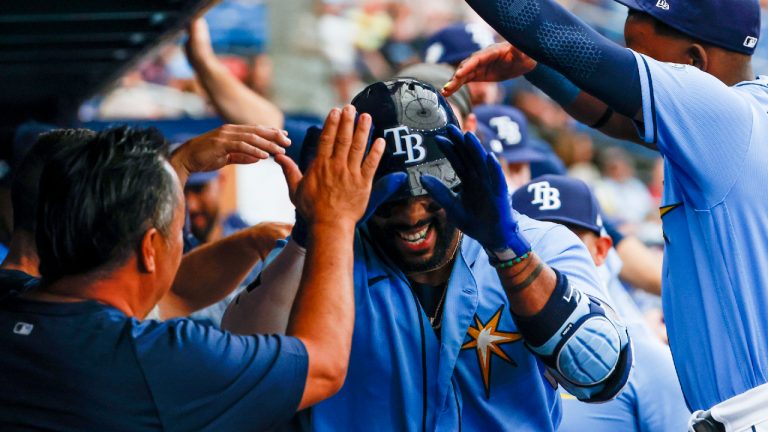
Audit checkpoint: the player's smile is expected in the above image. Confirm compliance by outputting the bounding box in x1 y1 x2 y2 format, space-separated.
368 196 460 273
393 219 437 254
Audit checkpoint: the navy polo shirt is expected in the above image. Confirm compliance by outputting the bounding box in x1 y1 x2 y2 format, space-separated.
0 297 307 431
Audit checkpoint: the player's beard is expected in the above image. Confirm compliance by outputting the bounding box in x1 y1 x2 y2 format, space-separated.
189 208 218 243
367 213 461 274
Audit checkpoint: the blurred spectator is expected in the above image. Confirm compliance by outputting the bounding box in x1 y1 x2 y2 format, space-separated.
97 70 208 119
557 131 602 186
318 1 360 103
474 104 547 190
184 17 323 151
647 156 664 209
594 147 654 229
185 171 248 244
267 0 341 115
422 22 500 104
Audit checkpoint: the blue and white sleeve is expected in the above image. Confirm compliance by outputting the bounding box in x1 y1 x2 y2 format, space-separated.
632 52 753 204
465 0 642 117
516 222 633 402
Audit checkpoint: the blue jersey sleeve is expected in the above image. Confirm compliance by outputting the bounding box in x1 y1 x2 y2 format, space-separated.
521 217 609 301
632 52 753 206
132 319 308 431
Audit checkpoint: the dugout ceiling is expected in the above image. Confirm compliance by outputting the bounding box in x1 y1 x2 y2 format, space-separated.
0 0 214 133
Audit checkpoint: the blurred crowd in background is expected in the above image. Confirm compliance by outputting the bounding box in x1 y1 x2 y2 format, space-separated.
6 0 768 341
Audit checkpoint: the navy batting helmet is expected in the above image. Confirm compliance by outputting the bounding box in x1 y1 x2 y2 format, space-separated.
351 78 461 198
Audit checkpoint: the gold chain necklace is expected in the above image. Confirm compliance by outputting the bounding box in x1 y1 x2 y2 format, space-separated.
427 233 463 329
429 285 448 327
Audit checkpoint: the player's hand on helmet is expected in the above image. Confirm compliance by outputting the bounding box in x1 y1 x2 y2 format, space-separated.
275 105 386 227
420 124 530 257
171 124 291 178
442 42 537 97
289 122 407 247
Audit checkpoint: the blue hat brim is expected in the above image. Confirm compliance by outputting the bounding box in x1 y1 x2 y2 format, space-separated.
437 50 475 66
187 171 220 186
540 215 602 236
612 0 644 12
501 147 547 164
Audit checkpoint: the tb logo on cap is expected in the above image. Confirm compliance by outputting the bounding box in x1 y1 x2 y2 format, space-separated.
385 126 427 164
490 116 522 146
528 181 561 211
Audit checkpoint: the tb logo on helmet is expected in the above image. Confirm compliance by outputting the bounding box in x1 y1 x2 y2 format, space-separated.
528 181 561 211
384 126 427 164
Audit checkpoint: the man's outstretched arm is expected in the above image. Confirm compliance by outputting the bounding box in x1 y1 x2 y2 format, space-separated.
160 222 292 319
464 0 642 118
444 42 643 144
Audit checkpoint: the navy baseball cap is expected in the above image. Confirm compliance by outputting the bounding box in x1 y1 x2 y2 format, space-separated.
474 104 545 164
351 78 461 198
187 170 219 186
423 23 496 65
616 0 761 55
513 174 604 236
530 140 568 177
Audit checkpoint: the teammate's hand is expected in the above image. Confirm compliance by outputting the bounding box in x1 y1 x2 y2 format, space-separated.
247 222 293 260
185 18 215 68
288 124 405 247
442 42 537 97
171 124 291 178
275 105 386 227
420 124 531 257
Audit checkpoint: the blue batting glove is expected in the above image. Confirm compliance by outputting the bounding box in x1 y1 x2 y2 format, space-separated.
420 124 531 263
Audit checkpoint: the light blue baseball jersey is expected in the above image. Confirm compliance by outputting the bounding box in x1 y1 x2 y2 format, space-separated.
306 214 609 431
632 51 768 410
559 249 690 432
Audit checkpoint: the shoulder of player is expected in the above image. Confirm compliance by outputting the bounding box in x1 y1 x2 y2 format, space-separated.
517 213 579 250
733 76 768 106
130 317 306 363
633 51 732 88
128 316 239 356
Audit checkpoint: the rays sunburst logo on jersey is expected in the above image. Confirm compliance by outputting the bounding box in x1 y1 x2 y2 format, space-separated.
461 305 523 398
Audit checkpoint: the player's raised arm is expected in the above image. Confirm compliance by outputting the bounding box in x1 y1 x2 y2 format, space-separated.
421 126 632 402
462 0 642 119
185 18 285 128
222 123 407 336
160 222 292 320
223 105 385 410
442 42 642 143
